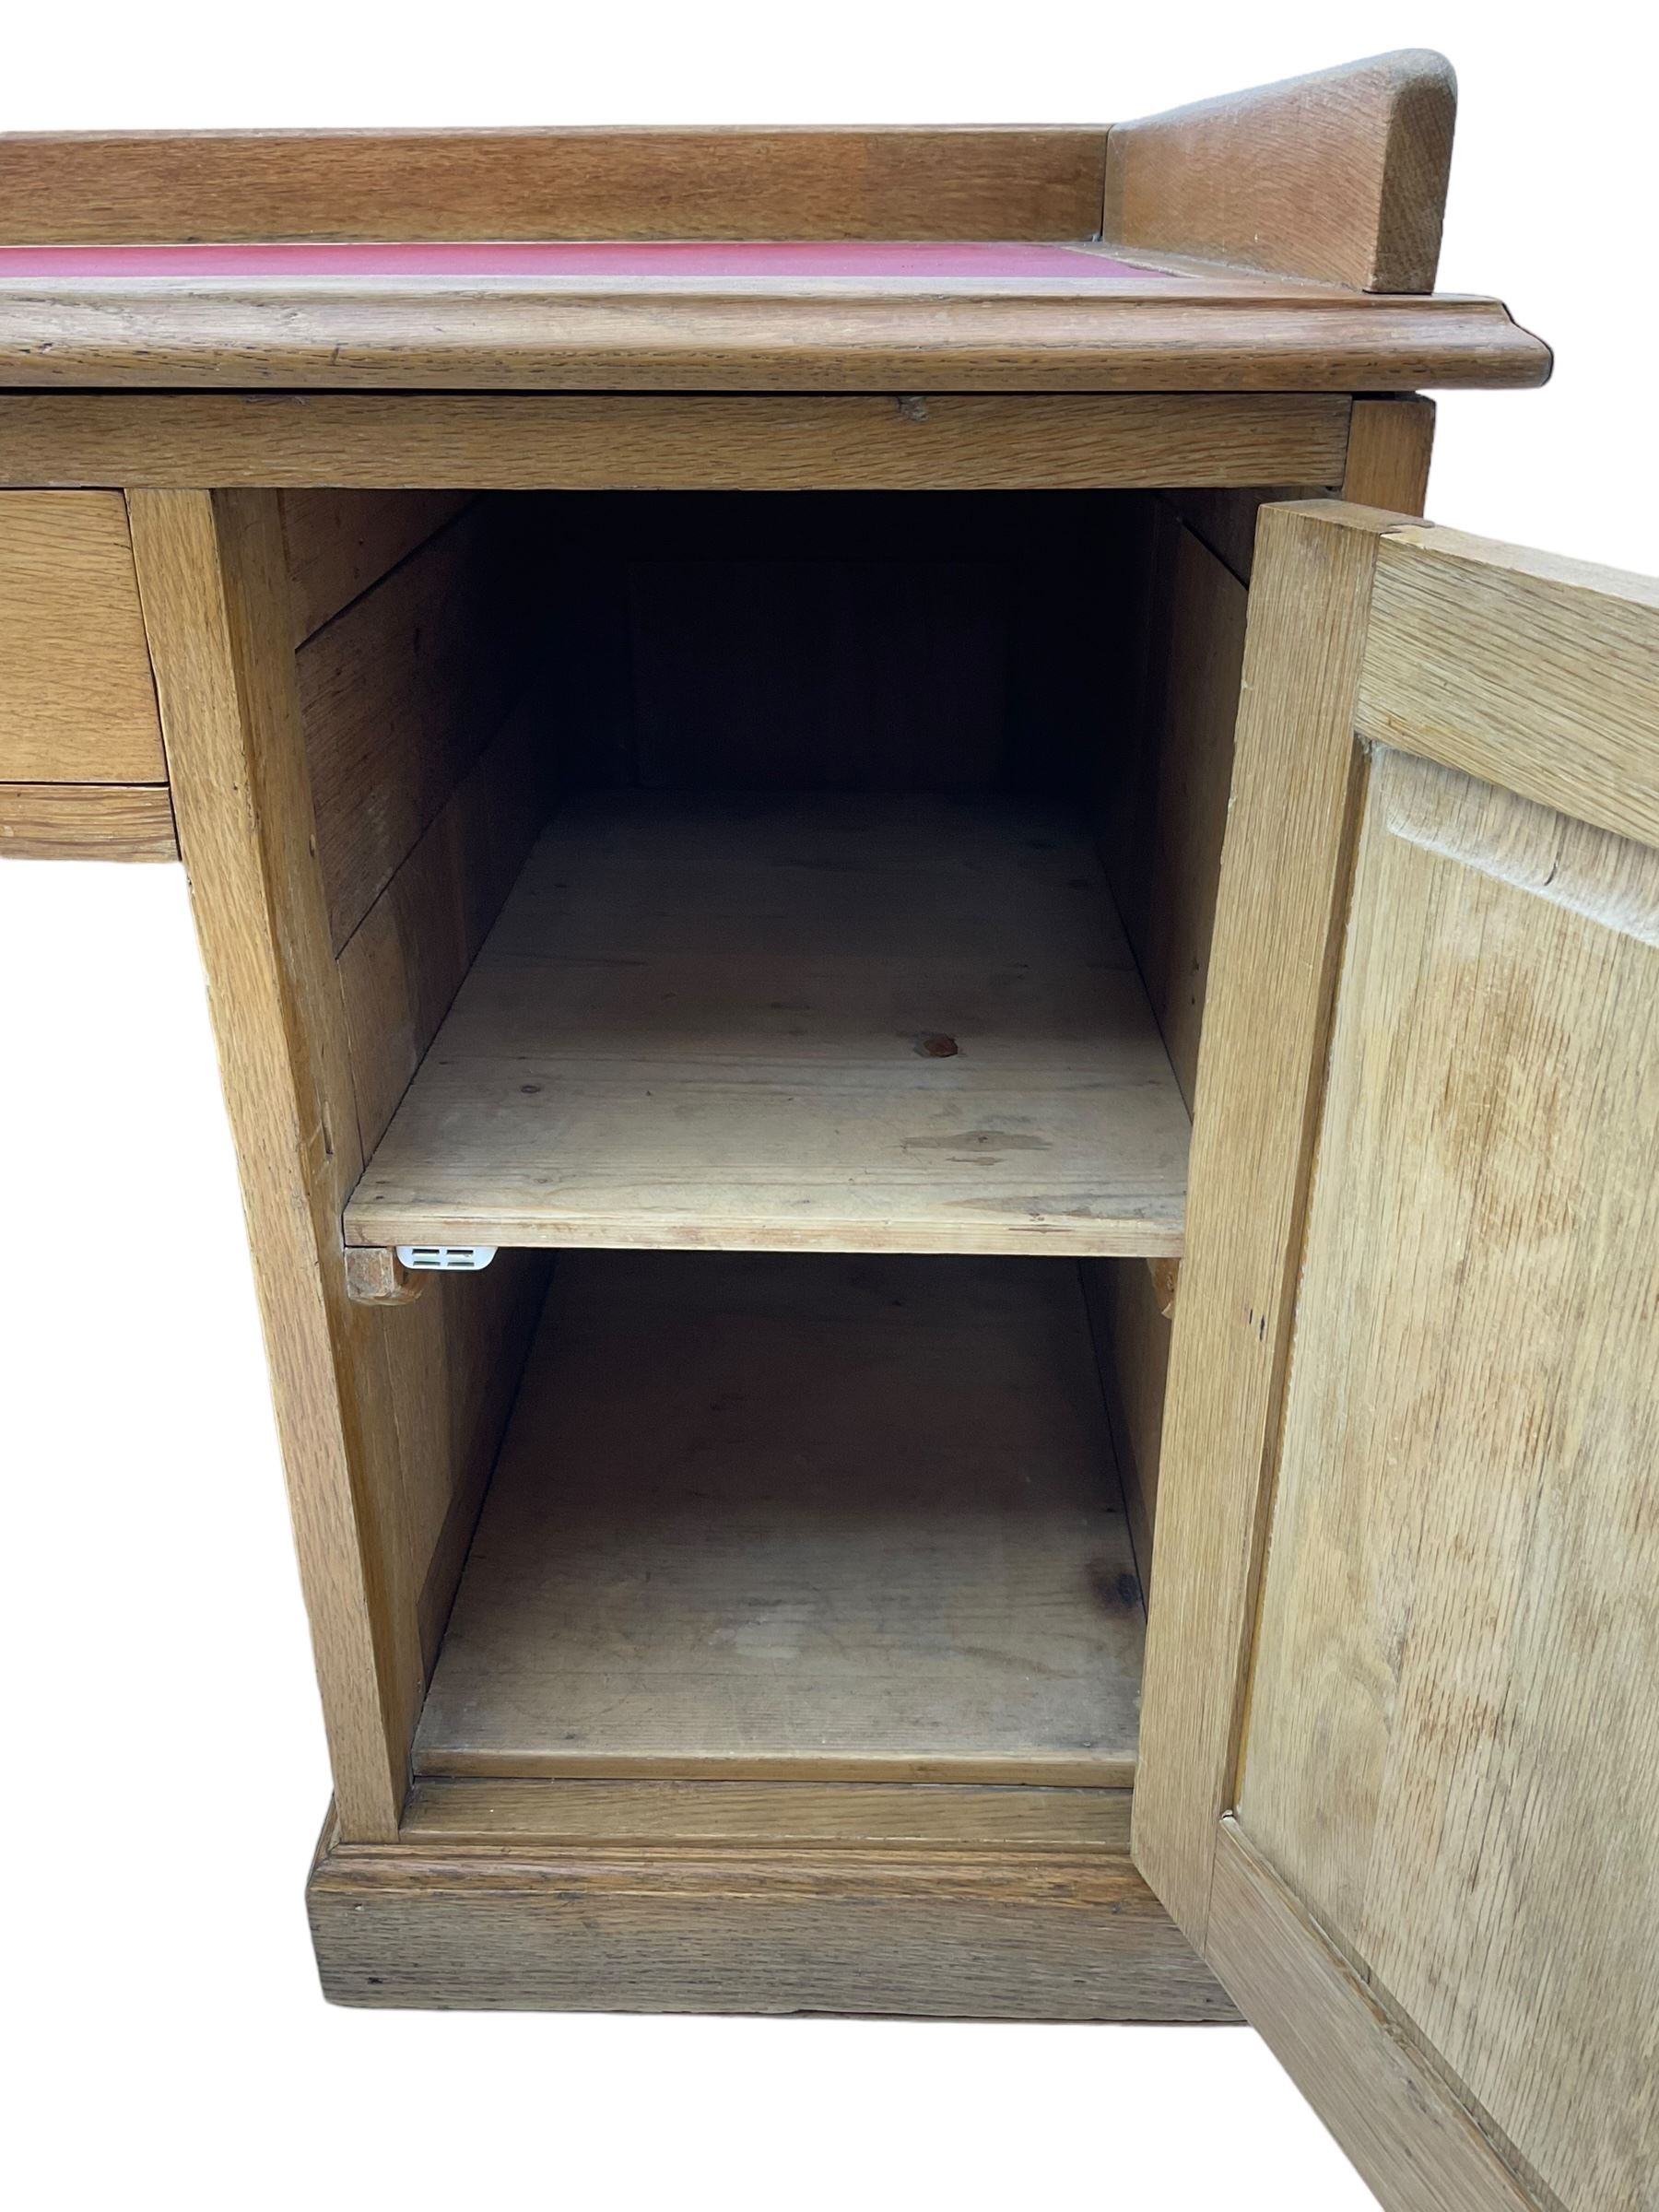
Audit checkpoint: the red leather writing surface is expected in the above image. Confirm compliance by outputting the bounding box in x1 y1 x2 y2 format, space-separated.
0 239 1165 280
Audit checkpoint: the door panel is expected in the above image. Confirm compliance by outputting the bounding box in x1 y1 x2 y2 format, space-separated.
1135 502 1659 2212
1241 749 1659 2210
1206 1820 1535 2212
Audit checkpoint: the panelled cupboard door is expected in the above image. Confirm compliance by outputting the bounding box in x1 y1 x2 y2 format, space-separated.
1134 501 1659 2212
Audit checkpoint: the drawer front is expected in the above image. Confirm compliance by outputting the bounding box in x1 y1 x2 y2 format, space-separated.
0 491 165 782
0 781 176 861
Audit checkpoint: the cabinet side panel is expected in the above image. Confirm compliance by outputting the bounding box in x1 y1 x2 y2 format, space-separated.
1098 500 1247 1108
1089 501 1244 1558
278 489 475 645
297 500 535 951
1081 1258 1170 1591
314 495 554 1670
127 488 412 1839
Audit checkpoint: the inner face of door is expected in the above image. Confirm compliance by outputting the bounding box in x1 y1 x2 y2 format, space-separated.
1237 747 1659 2210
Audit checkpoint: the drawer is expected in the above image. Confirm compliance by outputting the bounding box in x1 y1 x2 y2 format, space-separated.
0 491 165 782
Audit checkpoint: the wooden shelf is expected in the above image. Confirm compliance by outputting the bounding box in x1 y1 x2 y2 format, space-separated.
344 792 1191 1257
413 1252 1144 1786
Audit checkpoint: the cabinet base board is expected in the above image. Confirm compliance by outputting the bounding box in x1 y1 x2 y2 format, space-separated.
307 1821 1239 2021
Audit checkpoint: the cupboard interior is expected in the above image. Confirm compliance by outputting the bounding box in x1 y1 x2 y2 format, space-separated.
287 485 1249 1824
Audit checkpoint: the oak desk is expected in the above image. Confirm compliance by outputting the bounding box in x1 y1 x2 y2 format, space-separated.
6 53 1654 2212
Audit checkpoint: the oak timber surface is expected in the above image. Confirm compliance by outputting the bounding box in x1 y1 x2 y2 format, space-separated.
0 780 176 860
0 491 166 782
310 1833 1235 2020
1238 751 1659 2212
0 394 1354 493
0 278 1548 392
1103 50 1455 293
0 131 1111 246
345 794 1190 1257
413 1252 1144 1784
400 1775 1135 1852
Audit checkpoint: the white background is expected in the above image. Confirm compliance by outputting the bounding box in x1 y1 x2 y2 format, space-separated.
5 6 1653 2207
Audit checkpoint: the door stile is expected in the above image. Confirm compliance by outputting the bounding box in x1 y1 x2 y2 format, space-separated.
1131 500 1400 1947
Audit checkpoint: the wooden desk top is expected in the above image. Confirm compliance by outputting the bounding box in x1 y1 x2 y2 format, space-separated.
0 238 1547 394
0 58 1551 394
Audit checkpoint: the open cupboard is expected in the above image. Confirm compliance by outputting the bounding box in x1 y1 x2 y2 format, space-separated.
6 51 1657 2212
241 479 1230 1846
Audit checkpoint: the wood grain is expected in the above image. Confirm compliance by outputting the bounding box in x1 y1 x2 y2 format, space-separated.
382 1253 551 1673
308 500 552 1677
1238 748 1659 2212
1135 510 1659 2206
1103 50 1457 291
1146 1256 1180 1318
414 1252 1145 1786
297 503 525 950
1340 394 1436 510
1157 485 1326 586
131 488 550 1841
126 489 416 1840
0 393 1355 491
1359 524 1659 847
345 794 1191 1259
335 696 549 1153
0 128 1108 244
1131 502 1397 1947
309 1835 1238 2019
0 781 175 860
1085 503 1248 1585
0 289 1549 395
400 1777 1135 1853
279 488 473 643
342 1246 423 1304
1104 510 1249 1108
0 491 164 781
1207 1823 1535 2212
1159 394 1432 587
1081 1257 1171 1591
